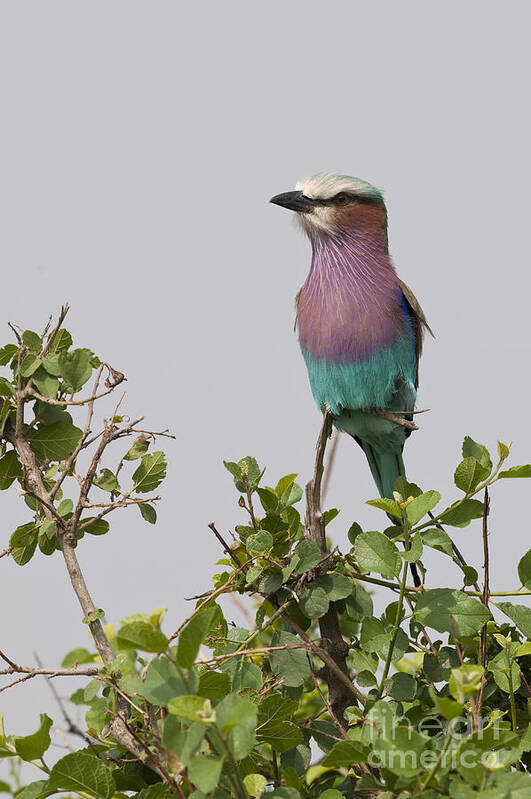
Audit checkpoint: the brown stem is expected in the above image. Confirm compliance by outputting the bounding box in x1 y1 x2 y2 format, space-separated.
303 411 359 728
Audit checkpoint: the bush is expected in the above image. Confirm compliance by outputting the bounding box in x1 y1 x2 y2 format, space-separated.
1 310 530 798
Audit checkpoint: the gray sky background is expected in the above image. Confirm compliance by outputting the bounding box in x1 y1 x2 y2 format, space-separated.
2 0 530 759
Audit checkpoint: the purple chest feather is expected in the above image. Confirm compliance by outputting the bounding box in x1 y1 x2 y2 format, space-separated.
297 230 407 363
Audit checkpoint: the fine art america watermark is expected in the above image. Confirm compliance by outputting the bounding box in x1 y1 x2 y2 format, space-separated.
365 713 509 772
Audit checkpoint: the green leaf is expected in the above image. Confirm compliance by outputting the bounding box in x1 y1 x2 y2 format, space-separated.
137 786 173 799
405 490 440 525
518 549 531 590
243 774 268 799
275 473 298 497
449 664 484 701
198 670 231 700
323 507 339 525
133 452 167 493
299 585 329 618
347 521 363 545
258 693 298 725
48 752 115 799
353 530 401 577
0 377 15 397
454 457 490 493
291 539 321 574
366 497 402 519
47 328 73 354
93 469 120 493
58 348 93 391
438 498 485 527
162 718 205 765
488 647 521 693
82 609 105 624
222 659 262 692
14 714 52 761
188 755 224 794
32 367 59 399
313 572 353 600
177 605 218 668
20 354 41 377
139 503 157 524
497 602 531 638
142 657 186 704
0 344 17 365
386 672 417 701
0 450 22 490
462 436 492 470
167 695 213 723
116 621 168 653
38 520 57 555
401 532 423 563
246 530 274 553
216 693 257 758
29 420 83 462
257 719 302 752
10 523 38 565
269 631 310 687
82 518 110 536
344 584 373 620
124 437 150 461
498 464 531 478
414 589 491 636
373 724 427 778
322 740 368 767
422 528 454 557
256 487 278 515
15 780 52 799
280 481 303 508
61 648 97 668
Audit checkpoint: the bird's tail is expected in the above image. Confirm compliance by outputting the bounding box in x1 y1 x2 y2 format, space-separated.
358 439 421 587
360 442 405 502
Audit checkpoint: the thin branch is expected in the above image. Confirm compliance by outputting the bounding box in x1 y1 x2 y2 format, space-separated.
197 643 307 665
371 409 418 431
305 409 333 554
321 428 339 504
427 510 481 593
208 522 242 569
0 546 11 559
477 487 491 718
168 560 252 642
41 305 69 356
303 410 361 728
33 652 100 754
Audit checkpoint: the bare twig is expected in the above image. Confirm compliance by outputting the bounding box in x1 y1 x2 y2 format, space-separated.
208 522 242 569
305 409 333 554
0 546 11 559
371 409 418 431
34 652 100 753
41 304 69 356
321 428 339 504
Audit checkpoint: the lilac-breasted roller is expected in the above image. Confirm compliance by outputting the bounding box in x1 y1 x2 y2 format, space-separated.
271 173 431 582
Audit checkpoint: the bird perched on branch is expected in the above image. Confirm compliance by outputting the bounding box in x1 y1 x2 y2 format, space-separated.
270 173 432 585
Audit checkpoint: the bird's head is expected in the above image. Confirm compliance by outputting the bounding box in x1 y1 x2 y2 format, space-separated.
270 172 387 238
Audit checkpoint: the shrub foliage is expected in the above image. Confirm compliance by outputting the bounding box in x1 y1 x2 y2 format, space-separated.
0 310 530 799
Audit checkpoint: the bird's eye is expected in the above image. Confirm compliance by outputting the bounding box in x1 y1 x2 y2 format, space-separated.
333 192 351 205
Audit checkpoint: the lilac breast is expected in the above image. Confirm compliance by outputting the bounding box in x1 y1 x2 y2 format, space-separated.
297 231 406 363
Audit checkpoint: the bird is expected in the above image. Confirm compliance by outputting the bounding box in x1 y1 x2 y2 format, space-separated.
270 173 432 585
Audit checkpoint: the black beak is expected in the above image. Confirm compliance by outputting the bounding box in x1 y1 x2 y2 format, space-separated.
269 191 315 213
